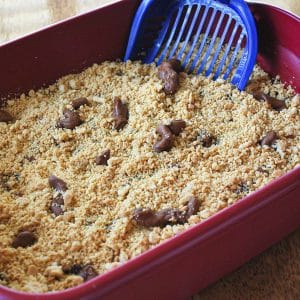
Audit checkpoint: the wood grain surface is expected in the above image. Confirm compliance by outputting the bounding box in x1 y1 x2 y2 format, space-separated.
0 1 299 299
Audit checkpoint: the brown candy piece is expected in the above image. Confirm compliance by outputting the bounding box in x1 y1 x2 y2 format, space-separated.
133 208 168 227
168 58 182 72
133 197 200 228
158 67 179 95
71 97 89 110
198 130 215 147
159 58 182 73
185 196 200 218
133 208 154 227
158 61 173 71
154 124 174 153
50 194 64 216
260 131 278 146
58 109 82 129
12 231 37 248
0 110 13 123
112 97 129 130
252 91 264 101
168 119 186 136
78 265 98 282
48 175 68 192
252 91 286 111
158 58 181 95
167 209 187 224
95 149 110 166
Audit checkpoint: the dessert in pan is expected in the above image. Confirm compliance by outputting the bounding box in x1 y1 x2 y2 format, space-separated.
0 53 299 292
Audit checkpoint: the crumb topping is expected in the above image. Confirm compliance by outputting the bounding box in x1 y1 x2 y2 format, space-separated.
0 60 299 292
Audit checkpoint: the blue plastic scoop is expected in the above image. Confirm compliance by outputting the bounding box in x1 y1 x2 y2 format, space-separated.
124 0 258 90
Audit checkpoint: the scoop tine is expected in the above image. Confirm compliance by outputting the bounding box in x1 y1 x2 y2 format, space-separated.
231 37 248 86
205 15 232 76
223 31 244 80
197 11 225 74
167 5 193 59
177 4 202 60
146 16 172 63
213 22 239 79
182 5 209 69
189 8 218 73
157 6 184 64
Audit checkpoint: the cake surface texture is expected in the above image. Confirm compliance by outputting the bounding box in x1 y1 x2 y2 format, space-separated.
0 59 299 292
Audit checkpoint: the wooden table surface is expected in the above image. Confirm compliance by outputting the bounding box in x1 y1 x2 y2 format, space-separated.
0 1 299 299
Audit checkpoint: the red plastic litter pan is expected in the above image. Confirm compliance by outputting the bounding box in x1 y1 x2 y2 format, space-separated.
0 1 299 299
